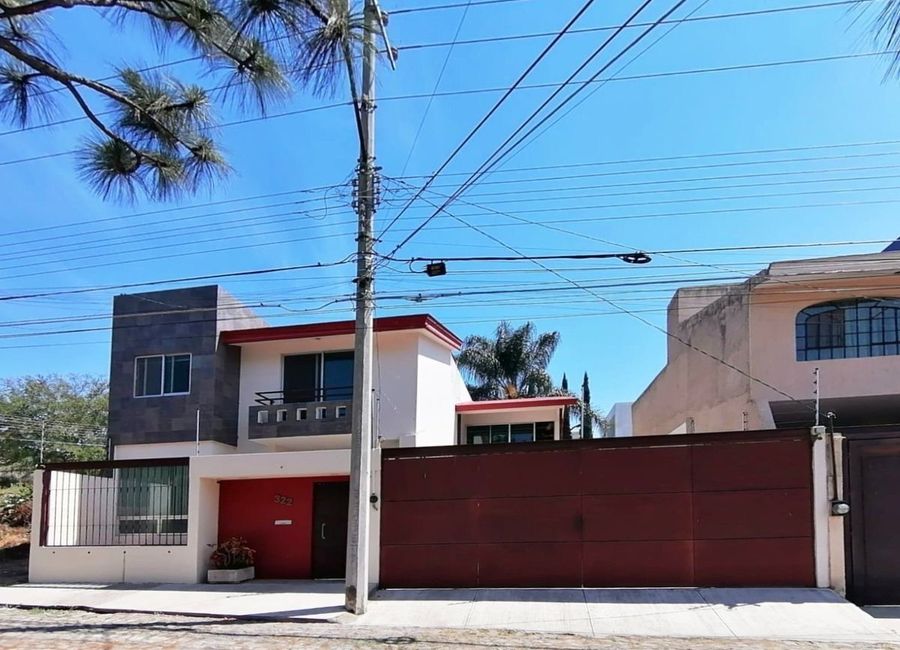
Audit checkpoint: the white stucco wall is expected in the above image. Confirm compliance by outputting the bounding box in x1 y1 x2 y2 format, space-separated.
374 332 419 442
235 331 428 451
607 402 634 437
413 336 470 447
114 441 236 459
30 450 357 585
29 470 195 584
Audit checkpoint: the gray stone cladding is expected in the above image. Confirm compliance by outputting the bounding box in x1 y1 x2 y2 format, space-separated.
107 285 266 447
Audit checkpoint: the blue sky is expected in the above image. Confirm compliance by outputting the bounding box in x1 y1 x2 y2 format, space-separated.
1 0 899 411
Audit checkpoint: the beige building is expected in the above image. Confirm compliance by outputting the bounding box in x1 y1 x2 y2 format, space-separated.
632 250 900 435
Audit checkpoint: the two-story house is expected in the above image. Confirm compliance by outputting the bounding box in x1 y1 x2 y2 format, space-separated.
631 248 900 435
29 285 576 585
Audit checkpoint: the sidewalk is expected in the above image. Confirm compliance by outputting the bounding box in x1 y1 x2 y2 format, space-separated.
0 582 897 643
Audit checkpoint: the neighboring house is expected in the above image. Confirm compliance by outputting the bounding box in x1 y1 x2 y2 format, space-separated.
632 249 900 436
604 402 634 437
29 285 576 584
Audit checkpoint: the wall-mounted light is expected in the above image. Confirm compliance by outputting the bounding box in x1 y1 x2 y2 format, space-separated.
831 500 850 516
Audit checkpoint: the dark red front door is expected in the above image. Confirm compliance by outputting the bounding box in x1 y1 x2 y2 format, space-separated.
218 476 348 579
312 482 350 578
847 436 900 604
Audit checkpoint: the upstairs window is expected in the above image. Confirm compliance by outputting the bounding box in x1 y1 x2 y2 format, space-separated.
134 354 191 397
796 298 900 361
283 351 354 403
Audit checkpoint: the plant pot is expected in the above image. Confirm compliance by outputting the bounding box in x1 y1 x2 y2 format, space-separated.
207 566 255 584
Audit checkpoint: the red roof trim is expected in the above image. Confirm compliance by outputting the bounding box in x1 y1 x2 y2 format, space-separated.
220 314 462 349
456 396 578 413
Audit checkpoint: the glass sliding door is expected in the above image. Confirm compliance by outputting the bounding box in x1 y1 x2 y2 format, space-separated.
322 351 354 401
282 351 354 403
283 354 318 403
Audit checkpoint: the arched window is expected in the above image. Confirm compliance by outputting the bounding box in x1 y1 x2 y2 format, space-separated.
796 298 900 361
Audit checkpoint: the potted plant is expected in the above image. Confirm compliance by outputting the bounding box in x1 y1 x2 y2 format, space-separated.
207 536 256 583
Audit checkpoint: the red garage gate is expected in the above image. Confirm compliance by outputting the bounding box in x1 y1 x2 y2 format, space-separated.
380 430 815 588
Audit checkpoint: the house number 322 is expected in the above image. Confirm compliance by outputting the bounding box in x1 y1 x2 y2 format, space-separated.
274 494 294 506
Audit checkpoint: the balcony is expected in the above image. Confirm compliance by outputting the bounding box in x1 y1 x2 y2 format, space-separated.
248 388 352 439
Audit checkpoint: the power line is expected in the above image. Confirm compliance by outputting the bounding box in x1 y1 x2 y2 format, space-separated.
377 0 600 239
5 148 899 262
0 180 348 239
5 142 899 268
391 0 530 14
395 0 473 180
0 192 350 258
400 0 876 52
384 0 692 253
396 138 900 180
0 257 355 301
2 48 891 143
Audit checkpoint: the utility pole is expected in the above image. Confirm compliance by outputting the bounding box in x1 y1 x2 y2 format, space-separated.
345 0 381 616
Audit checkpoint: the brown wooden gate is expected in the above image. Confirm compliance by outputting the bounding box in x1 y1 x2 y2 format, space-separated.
380 430 815 588
846 431 900 605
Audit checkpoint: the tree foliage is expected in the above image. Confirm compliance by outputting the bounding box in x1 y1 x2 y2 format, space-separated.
457 321 560 400
0 374 108 470
0 0 369 200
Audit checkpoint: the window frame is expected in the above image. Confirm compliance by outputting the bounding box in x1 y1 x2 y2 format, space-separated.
466 421 557 445
281 350 354 403
133 353 192 398
796 298 900 362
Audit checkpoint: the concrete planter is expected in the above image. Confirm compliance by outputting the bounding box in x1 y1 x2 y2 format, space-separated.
207 566 255 583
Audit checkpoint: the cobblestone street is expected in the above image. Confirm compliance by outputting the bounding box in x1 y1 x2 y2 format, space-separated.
1 608 898 650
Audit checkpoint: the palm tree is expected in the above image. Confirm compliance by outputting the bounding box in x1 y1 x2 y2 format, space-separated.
870 3 900 75
457 322 560 400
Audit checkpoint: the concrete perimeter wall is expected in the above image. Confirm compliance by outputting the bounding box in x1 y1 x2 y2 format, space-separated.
29 449 362 585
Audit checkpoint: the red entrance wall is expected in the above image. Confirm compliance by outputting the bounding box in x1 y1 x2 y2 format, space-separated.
218 476 348 579
380 430 815 588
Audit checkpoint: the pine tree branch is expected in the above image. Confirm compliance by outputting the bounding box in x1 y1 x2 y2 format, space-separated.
0 0 198 19
0 34 199 154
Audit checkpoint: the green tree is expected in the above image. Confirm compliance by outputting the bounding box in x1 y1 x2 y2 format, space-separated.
457 321 560 400
0 375 108 469
0 0 368 200
581 372 593 439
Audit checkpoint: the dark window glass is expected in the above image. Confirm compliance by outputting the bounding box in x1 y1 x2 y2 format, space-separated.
797 298 900 361
164 354 191 393
283 352 354 403
283 354 318 402
117 466 188 524
510 423 534 443
490 425 509 444
323 351 354 401
135 356 162 396
535 421 555 441
467 426 490 445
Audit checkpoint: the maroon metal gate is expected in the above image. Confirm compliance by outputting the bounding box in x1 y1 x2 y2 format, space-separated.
380 430 815 588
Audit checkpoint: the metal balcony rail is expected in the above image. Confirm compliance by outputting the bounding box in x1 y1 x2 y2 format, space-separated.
254 386 354 405
39 458 189 547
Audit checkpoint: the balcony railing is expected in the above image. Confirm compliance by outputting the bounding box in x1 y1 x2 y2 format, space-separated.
249 388 352 439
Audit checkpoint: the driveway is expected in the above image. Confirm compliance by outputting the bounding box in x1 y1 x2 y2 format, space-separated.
0 583 896 643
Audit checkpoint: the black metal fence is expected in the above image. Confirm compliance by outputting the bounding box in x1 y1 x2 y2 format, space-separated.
39 458 189 547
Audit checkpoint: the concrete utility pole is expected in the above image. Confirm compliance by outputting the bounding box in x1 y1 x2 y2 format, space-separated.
345 0 380 615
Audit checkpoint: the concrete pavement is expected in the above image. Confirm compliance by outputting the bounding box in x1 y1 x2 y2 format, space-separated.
0 582 897 643
358 588 899 642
